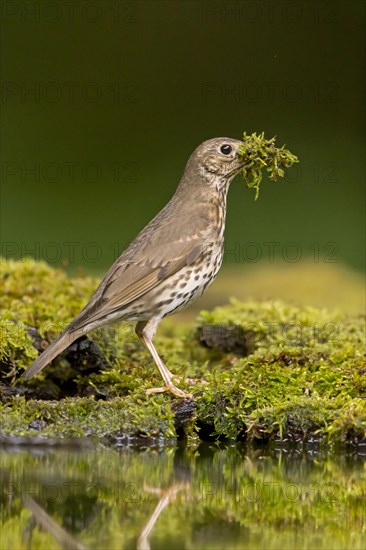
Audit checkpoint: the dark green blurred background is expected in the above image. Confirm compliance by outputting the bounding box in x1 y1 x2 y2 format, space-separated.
1 0 365 278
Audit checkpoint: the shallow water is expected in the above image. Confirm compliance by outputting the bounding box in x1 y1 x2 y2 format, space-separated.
1 442 365 550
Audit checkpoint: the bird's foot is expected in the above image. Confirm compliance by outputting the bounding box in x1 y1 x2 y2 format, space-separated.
146 381 193 399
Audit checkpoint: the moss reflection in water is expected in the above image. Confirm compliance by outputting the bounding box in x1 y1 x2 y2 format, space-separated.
0 444 365 550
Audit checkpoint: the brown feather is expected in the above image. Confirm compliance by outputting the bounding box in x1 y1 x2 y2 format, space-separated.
74 242 205 328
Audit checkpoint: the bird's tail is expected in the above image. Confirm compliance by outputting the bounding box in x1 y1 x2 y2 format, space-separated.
22 327 84 380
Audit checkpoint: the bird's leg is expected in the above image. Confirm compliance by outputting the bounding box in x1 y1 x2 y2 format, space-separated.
135 320 192 399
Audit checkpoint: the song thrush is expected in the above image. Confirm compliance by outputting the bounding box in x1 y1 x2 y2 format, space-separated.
23 137 244 398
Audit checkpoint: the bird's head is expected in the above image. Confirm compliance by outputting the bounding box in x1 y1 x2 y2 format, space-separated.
179 137 245 194
184 137 244 187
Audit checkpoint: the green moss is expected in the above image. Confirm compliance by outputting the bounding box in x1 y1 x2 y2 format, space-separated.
195 299 365 444
0 394 176 441
0 257 98 337
0 312 38 370
0 259 365 445
238 132 299 200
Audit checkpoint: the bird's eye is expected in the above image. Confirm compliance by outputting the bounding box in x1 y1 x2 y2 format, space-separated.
220 144 232 155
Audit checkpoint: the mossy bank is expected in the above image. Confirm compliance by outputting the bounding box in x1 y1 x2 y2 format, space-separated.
1 258 365 446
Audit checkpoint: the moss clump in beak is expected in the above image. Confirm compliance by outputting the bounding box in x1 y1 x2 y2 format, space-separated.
238 132 299 200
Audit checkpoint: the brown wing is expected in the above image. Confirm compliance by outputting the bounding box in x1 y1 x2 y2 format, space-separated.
71 189 219 331
73 242 204 329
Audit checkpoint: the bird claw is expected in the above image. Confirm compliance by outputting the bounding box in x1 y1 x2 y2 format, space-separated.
145 384 193 399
